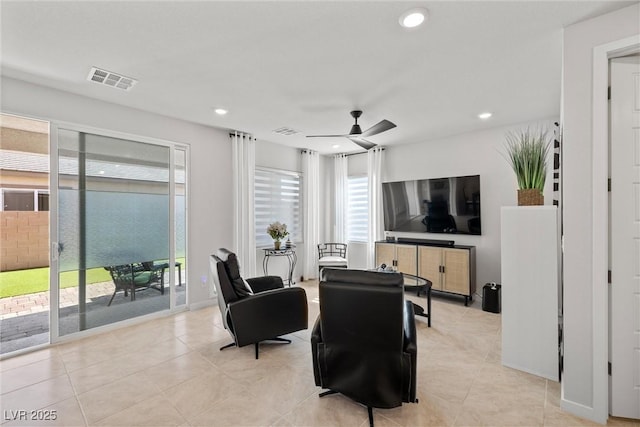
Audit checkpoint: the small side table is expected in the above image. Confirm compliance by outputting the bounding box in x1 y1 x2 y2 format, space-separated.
154 261 183 287
262 248 297 286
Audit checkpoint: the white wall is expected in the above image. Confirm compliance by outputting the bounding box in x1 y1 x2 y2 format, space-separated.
562 3 640 423
343 119 556 288
1 77 232 308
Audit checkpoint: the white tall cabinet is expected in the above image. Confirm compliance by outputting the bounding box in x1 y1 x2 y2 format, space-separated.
501 206 559 381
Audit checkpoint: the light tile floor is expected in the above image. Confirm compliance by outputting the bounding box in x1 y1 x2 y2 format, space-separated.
0 280 638 427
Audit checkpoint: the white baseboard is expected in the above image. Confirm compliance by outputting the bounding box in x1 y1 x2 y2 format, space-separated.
189 298 217 311
561 396 607 425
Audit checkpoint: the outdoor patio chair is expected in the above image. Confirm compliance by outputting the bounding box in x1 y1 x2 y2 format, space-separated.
104 262 164 306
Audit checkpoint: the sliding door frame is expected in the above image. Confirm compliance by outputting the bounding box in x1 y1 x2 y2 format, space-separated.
49 120 189 344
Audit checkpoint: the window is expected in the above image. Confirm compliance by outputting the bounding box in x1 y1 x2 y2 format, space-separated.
255 168 302 247
1 189 49 211
347 175 368 242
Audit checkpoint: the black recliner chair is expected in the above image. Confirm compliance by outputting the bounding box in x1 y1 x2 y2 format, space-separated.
210 248 308 359
311 269 418 426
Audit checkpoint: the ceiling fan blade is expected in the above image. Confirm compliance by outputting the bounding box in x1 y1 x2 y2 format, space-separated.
306 134 348 138
360 119 396 138
348 137 377 150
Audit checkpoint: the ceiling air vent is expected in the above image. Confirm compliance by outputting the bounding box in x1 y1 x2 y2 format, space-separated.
273 127 299 136
87 67 137 91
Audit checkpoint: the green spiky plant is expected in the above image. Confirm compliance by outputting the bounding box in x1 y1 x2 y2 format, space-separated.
503 127 551 192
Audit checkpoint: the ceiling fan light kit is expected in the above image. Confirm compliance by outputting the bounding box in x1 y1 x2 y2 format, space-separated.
306 110 396 150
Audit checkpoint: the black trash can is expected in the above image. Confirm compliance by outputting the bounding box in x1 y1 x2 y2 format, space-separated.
482 282 501 313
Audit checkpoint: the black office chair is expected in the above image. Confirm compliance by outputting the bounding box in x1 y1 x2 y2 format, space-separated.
210 248 308 359
311 269 418 426
422 199 457 233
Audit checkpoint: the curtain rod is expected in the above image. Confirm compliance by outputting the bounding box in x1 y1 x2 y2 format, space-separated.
229 132 254 138
345 147 385 157
300 148 385 157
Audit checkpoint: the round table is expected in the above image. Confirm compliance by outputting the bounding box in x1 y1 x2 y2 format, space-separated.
401 273 432 327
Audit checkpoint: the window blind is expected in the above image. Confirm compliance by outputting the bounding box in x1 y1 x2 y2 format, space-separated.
254 168 302 247
347 175 369 242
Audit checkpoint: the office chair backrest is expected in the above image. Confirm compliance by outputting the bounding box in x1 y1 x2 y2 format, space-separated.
318 268 407 408
319 269 404 351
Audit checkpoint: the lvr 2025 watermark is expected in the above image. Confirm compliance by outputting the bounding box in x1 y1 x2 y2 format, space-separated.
3 410 58 421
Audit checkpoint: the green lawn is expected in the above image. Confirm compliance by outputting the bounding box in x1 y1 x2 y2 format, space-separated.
0 258 186 298
0 267 112 298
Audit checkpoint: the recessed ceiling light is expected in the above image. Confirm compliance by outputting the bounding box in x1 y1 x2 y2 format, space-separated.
478 112 493 120
399 8 428 28
332 144 341 149
214 108 228 115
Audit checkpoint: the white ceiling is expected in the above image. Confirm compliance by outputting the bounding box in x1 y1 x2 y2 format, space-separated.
1 1 635 154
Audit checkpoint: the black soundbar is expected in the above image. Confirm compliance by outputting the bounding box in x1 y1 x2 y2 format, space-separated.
396 237 455 247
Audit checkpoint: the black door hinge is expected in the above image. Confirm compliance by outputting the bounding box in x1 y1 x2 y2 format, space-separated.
608 270 612 284
608 86 611 100
608 178 611 192
608 362 612 376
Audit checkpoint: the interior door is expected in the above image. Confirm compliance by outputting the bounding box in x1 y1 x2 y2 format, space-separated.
609 55 640 419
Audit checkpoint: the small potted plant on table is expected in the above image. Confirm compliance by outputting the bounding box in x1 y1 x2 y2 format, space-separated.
267 221 289 250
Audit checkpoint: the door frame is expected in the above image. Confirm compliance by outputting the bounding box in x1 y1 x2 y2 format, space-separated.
49 120 189 344
590 35 640 421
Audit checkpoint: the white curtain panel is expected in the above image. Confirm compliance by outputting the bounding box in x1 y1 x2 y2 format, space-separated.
302 150 320 279
367 147 385 268
333 153 348 243
231 131 257 278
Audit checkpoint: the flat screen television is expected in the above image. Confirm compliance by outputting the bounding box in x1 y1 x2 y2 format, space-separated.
382 175 481 235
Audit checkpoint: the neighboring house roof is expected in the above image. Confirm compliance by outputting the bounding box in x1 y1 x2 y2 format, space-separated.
0 150 185 183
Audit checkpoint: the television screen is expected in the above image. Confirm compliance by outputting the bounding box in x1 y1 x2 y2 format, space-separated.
382 175 481 235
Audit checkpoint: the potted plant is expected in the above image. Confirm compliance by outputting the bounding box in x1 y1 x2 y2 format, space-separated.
267 221 289 250
503 127 551 206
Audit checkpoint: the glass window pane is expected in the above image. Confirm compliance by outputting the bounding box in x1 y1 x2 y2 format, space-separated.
38 193 49 211
3 191 34 211
58 129 171 335
175 148 186 306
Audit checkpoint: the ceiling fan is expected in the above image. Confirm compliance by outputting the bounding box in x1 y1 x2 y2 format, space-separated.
306 110 396 150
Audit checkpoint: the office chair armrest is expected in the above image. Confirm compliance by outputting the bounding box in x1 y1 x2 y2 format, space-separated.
403 300 418 403
246 275 285 293
228 287 308 347
403 300 417 354
310 316 323 386
311 315 322 344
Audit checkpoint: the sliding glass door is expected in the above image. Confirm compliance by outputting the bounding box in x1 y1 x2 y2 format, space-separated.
51 125 186 337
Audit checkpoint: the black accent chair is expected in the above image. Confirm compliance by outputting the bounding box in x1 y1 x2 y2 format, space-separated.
210 248 308 359
311 269 418 427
